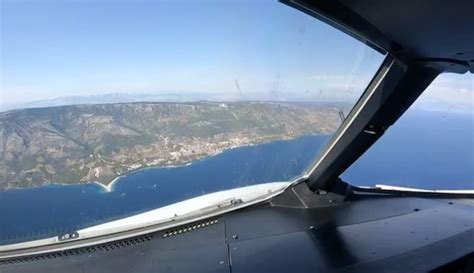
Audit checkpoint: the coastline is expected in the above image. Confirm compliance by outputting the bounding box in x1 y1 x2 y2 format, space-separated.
94 161 195 193
91 135 291 192
1 134 324 193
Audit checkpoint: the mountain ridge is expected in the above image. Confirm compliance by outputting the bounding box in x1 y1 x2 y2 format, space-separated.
0 101 343 190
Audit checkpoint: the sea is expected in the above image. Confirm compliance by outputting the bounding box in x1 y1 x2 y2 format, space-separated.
0 110 472 245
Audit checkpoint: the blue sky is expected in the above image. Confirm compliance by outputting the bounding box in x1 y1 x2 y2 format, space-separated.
0 0 471 112
0 0 383 104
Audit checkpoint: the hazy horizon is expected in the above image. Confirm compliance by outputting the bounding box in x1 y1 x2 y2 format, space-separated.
1 1 383 107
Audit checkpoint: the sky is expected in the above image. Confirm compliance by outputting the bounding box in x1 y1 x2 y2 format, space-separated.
0 0 472 112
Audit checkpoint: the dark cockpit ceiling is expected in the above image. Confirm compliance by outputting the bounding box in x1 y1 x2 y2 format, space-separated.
285 0 474 72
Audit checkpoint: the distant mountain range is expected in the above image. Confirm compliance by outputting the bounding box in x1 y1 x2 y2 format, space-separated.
0 90 361 113
0 93 216 112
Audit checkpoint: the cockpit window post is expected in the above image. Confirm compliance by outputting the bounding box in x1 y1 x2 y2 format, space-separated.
305 56 454 191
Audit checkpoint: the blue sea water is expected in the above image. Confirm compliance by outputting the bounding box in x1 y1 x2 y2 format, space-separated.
0 110 472 245
0 135 329 244
342 110 474 189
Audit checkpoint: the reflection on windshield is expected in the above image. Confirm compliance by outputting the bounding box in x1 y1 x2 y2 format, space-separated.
0 1 384 245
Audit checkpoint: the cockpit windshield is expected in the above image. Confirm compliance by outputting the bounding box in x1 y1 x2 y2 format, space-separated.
0 1 384 245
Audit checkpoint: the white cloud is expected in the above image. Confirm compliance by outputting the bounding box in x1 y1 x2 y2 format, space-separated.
414 73 473 113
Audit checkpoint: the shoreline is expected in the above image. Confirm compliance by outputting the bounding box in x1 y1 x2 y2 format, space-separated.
1 134 326 193
91 136 281 192
94 161 195 192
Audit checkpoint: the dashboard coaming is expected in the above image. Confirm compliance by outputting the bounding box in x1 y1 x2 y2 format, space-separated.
1 184 472 273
